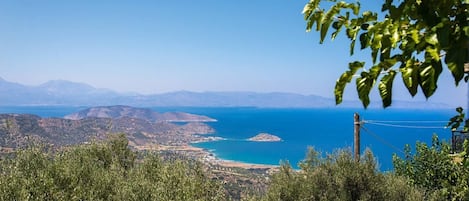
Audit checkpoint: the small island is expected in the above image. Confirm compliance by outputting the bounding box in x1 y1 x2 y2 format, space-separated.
247 133 282 142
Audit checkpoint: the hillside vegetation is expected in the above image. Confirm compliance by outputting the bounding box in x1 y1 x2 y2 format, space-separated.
0 134 225 201
2 133 467 200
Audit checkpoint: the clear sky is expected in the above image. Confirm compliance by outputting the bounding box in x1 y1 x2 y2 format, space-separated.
0 0 466 107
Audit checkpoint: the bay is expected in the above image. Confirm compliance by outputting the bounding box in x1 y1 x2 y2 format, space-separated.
156 107 453 171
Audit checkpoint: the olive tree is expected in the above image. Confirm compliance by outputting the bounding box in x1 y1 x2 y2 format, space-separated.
303 0 468 108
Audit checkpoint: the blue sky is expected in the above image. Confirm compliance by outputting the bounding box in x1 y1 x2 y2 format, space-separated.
0 0 466 107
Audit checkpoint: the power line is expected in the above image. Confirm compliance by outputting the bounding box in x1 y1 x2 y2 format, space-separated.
364 120 448 123
360 125 405 155
363 121 447 129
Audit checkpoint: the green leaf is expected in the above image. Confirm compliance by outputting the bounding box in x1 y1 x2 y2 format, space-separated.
334 74 348 105
356 71 374 108
418 61 442 98
425 46 440 61
350 39 356 55
457 107 463 113
302 3 313 20
369 64 383 77
371 49 378 63
319 2 343 43
346 27 360 55
436 23 450 48
400 59 419 96
320 21 332 43
349 61 365 72
445 48 466 85
350 2 360 15
335 61 365 105
359 32 369 49
331 21 343 40
424 33 438 45
390 28 400 47
371 34 383 50
379 49 391 62
379 58 398 71
380 35 392 56
335 71 355 105
378 70 396 107
410 29 420 43
306 20 314 33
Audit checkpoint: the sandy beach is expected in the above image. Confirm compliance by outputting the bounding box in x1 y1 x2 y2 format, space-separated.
214 159 279 169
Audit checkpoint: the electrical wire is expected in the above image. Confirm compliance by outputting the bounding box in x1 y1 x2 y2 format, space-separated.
360 125 405 155
363 121 447 129
364 120 448 123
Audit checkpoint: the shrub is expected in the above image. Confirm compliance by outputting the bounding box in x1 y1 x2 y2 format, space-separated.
264 147 423 201
0 133 225 201
393 135 469 200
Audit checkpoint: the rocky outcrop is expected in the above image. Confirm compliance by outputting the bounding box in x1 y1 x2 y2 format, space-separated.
247 133 282 142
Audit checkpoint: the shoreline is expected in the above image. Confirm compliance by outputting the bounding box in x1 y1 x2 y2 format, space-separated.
192 143 279 169
133 143 278 170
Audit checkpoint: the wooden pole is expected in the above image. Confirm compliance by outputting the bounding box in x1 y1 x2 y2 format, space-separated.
354 113 360 162
465 40 469 117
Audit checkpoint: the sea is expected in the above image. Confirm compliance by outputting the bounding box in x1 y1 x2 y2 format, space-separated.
0 106 456 171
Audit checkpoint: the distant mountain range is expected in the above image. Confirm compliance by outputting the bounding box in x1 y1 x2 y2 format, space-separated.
0 77 451 108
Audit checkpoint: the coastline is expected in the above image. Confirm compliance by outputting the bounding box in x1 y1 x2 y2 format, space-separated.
191 142 279 169
133 143 278 170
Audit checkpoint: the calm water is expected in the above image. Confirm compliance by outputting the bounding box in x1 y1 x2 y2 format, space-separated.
0 106 455 171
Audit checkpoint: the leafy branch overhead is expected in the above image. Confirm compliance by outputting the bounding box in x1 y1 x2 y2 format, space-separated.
303 0 469 108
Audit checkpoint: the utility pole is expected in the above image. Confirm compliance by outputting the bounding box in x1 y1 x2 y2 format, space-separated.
354 113 361 162
465 40 469 117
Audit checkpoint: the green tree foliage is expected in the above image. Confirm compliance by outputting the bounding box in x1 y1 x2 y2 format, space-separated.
264 147 423 201
303 0 469 108
393 135 469 200
448 107 469 132
0 134 225 201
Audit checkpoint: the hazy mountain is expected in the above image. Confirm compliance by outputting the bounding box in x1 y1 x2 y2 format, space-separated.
128 91 335 107
0 78 121 105
0 78 451 108
64 105 216 122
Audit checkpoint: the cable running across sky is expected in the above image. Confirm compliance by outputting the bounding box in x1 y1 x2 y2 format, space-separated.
362 122 447 129
360 126 405 155
361 119 449 129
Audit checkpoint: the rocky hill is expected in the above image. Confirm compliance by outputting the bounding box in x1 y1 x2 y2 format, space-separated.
247 133 282 142
64 105 217 122
0 107 216 150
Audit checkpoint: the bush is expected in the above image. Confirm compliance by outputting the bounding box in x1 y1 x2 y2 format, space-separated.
0 133 225 201
264 147 423 201
393 135 469 200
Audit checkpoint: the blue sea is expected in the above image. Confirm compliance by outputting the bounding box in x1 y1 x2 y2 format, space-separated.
0 106 455 171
